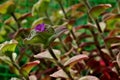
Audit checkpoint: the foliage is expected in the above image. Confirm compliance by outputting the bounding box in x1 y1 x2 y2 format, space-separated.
0 0 120 80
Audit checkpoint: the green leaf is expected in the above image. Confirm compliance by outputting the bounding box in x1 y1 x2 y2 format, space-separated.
4 17 15 25
10 65 20 75
20 60 40 77
0 55 12 65
45 26 67 47
24 27 54 46
32 0 50 16
0 0 16 15
25 26 67 48
51 10 64 24
104 14 120 30
0 39 18 55
74 14 88 26
89 4 111 19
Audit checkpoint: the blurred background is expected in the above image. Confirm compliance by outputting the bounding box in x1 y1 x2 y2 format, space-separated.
0 0 117 80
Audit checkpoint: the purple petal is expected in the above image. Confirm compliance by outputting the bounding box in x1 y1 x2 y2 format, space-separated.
35 23 45 32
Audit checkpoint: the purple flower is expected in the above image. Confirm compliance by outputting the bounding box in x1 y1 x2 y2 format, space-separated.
35 23 45 32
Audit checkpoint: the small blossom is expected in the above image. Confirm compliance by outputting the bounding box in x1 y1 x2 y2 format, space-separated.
34 23 45 32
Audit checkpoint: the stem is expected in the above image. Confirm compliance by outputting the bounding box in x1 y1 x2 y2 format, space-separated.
83 0 115 58
90 30 111 65
83 0 120 74
7 25 17 32
11 13 21 28
95 19 102 33
45 11 54 26
44 10 69 52
57 0 68 19
57 0 80 48
58 37 68 52
48 47 58 60
95 20 115 58
48 47 74 80
84 0 91 9
12 60 26 80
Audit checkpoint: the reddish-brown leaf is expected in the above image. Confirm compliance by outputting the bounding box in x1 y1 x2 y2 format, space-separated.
64 54 88 67
34 49 61 60
116 52 120 67
79 76 99 80
79 42 95 48
18 12 32 21
89 4 111 19
108 29 120 37
50 69 68 78
20 60 40 77
104 36 120 47
74 25 96 32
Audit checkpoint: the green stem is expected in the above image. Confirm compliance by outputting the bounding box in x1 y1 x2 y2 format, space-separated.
57 0 68 19
57 0 79 48
44 10 69 52
84 0 91 9
11 13 21 28
48 47 74 80
58 37 68 52
45 11 54 26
